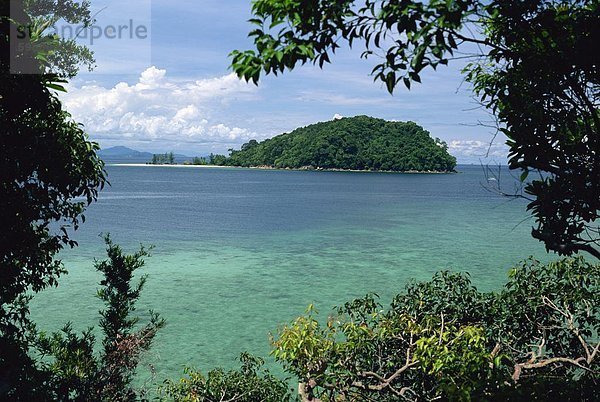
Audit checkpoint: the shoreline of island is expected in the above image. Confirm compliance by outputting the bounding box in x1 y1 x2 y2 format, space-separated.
107 163 457 174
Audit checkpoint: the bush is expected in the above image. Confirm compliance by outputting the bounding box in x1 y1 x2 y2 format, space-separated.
35 236 164 401
159 353 294 402
272 257 599 401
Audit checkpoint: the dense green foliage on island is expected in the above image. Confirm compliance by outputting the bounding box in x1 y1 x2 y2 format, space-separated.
220 116 457 172
151 152 175 165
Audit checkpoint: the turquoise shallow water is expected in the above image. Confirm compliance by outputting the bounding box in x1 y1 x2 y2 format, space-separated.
29 165 549 386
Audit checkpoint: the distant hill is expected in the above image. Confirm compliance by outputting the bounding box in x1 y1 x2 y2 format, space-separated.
221 116 457 172
98 146 191 164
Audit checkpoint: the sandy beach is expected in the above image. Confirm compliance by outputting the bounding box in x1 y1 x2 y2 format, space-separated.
107 163 456 174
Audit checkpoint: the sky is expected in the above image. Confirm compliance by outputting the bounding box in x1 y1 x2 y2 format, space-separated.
58 0 509 164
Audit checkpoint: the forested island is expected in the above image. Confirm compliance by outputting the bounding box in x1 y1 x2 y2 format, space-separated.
214 116 456 172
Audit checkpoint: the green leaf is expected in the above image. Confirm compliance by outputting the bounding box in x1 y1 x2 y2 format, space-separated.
520 170 529 182
385 71 396 93
46 83 67 92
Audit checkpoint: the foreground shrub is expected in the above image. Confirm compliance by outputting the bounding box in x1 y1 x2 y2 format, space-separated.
272 257 599 401
36 235 164 401
159 352 294 402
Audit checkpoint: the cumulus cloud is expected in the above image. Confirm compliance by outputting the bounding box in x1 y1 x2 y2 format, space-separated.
447 140 509 162
60 67 260 150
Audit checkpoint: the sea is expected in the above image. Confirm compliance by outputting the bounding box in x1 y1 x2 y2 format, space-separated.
29 164 550 386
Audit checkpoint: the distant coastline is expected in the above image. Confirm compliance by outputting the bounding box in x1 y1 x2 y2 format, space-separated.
107 163 457 174
108 163 231 169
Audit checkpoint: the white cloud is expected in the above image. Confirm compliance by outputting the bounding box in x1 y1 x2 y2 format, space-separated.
332 113 343 120
60 67 260 151
447 140 509 162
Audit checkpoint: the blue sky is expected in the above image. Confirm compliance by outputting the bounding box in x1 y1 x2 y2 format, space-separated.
60 0 508 163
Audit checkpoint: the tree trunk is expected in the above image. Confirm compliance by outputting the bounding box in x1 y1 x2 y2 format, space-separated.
298 380 322 402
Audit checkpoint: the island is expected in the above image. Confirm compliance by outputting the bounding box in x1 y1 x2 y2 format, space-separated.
214 116 456 172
